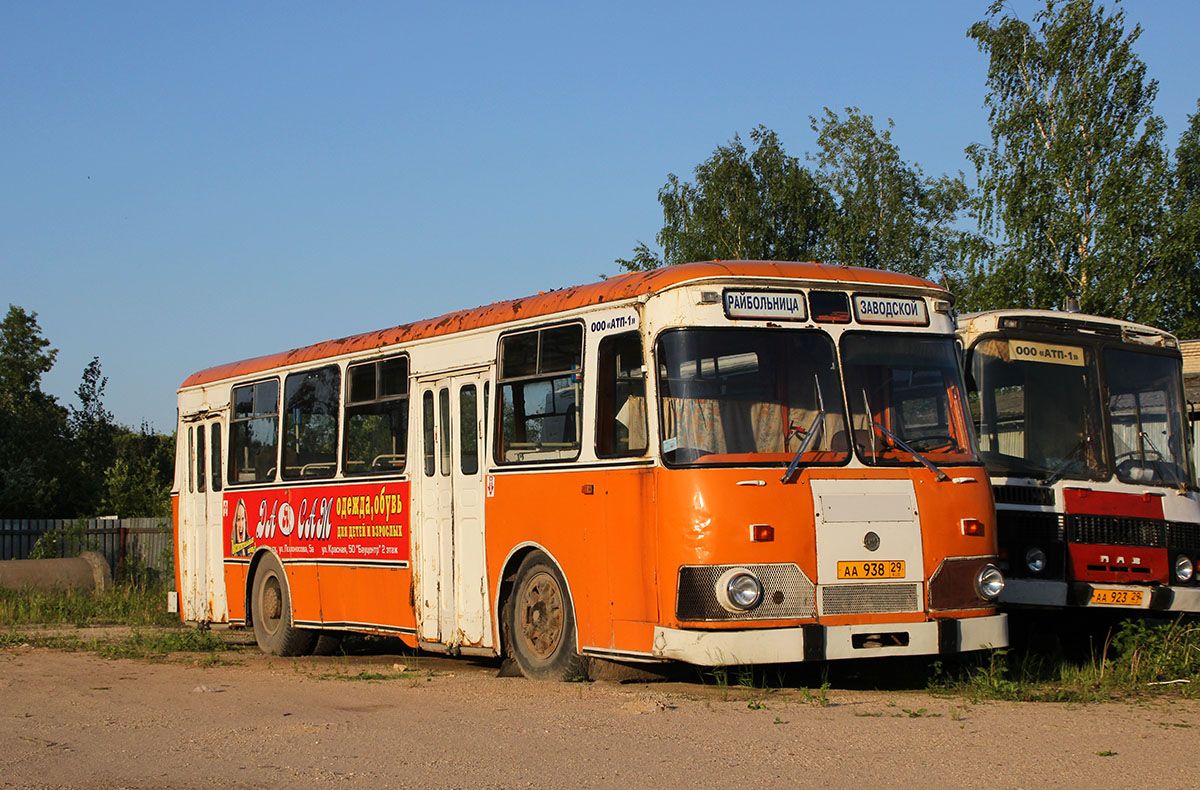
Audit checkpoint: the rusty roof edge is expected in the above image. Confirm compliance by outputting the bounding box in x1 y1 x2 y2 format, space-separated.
180 261 944 390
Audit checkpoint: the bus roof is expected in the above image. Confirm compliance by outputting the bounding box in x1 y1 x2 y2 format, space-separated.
181 260 944 390
957 308 1179 347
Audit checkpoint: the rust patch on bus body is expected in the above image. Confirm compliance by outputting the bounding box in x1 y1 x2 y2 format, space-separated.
180 261 943 390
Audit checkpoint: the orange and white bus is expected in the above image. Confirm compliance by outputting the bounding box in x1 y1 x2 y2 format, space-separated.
958 309 1200 614
173 261 1007 679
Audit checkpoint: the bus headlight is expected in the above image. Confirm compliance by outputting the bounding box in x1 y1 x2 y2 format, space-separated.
715 568 764 612
1025 547 1047 574
1174 555 1195 583
975 564 1005 601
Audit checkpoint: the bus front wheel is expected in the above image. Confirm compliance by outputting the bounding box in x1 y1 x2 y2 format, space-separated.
506 552 589 681
251 554 315 656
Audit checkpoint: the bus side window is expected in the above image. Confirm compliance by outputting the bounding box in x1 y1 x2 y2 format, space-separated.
496 323 583 463
596 332 647 458
282 365 340 480
344 355 409 475
211 423 222 492
438 388 451 477
423 390 436 477
197 424 206 494
460 384 478 475
187 427 194 493
229 379 280 484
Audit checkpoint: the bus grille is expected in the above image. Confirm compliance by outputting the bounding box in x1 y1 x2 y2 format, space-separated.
1066 514 1164 547
1167 521 1200 551
820 583 920 616
676 564 814 621
997 510 1063 541
993 485 1055 506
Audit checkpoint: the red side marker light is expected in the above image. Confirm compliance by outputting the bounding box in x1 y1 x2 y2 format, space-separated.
751 524 775 542
961 518 985 537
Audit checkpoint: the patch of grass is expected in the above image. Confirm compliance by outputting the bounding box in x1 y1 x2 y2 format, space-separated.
3 625 235 662
930 618 1200 702
323 668 415 681
0 583 177 628
96 628 229 660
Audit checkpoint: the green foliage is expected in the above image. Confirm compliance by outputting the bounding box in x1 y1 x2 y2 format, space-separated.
1155 101 1200 337
0 307 173 518
67 356 118 515
932 619 1200 702
103 455 170 518
0 581 178 627
616 126 834 270
616 116 980 289
0 305 71 517
96 627 228 660
27 519 97 560
811 107 981 285
966 0 1171 322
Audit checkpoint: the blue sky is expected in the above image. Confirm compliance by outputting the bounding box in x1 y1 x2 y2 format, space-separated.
3 1 1198 432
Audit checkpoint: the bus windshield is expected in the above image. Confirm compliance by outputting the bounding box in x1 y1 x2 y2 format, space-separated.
1104 348 1192 487
656 329 849 466
842 334 979 468
968 337 1105 480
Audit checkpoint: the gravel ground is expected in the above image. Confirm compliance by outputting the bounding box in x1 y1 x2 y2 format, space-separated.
1 633 1197 789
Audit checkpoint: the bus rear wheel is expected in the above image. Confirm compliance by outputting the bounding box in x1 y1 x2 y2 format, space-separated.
506 552 589 681
251 554 315 656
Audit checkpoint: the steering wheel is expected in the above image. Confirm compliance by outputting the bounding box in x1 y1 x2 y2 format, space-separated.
907 435 956 452
1115 449 1162 463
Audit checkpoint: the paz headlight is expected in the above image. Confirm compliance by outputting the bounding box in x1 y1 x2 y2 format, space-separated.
1174 554 1194 583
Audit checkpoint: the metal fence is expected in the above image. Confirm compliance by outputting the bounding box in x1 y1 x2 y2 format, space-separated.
0 518 173 580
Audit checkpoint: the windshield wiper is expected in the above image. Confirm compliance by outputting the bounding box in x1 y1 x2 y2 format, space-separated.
781 374 826 484
869 419 950 481
1137 430 1195 493
860 388 948 482
1041 437 1089 486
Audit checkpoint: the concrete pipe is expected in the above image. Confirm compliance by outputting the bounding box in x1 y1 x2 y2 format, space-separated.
0 551 112 594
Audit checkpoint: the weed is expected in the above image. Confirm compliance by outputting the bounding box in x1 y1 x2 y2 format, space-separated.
1096 751 1117 757
96 628 228 660
800 682 831 707
0 583 177 628
323 668 414 682
929 618 1200 703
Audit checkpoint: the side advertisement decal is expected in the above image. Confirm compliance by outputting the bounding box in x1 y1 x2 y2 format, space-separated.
225 481 411 564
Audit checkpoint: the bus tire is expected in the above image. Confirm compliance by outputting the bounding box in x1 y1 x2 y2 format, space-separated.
250 554 316 656
506 552 589 681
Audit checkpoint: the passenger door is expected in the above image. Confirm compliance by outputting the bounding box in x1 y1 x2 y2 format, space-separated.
414 370 491 650
179 412 228 622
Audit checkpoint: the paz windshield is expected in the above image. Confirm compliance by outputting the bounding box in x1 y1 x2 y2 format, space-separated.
1104 348 1192 487
841 334 978 467
967 337 1104 480
656 329 849 466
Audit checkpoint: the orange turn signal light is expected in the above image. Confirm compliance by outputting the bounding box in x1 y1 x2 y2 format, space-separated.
751 524 775 542
961 518 985 536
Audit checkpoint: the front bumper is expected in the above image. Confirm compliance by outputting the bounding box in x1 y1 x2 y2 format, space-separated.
1000 578 1200 612
651 613 1007 665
